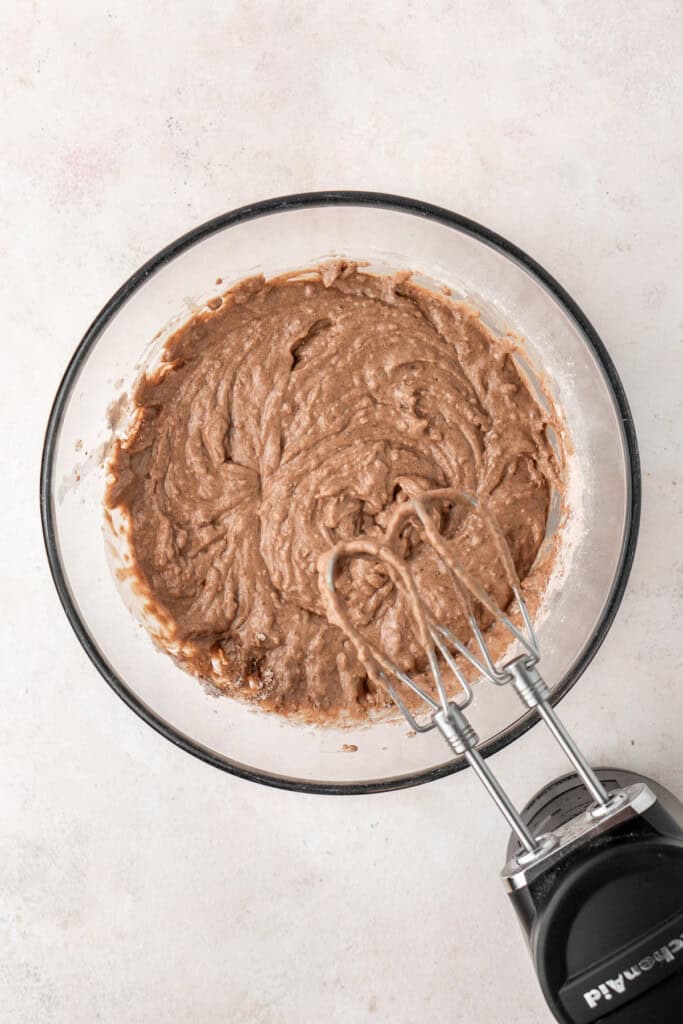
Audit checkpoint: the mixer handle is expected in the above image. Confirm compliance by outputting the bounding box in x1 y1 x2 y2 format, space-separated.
550 846 683 1022
508 768 683 1024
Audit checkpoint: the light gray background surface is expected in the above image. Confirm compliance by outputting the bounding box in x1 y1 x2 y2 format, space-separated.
3 3 682 1021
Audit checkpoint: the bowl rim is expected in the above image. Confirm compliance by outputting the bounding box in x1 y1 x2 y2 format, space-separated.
40 190 641 795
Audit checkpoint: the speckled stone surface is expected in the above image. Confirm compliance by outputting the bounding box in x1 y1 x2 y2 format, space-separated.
3 3 682 1021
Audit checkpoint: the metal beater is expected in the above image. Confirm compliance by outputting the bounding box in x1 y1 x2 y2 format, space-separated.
319 488 683 1023
321 487 619 855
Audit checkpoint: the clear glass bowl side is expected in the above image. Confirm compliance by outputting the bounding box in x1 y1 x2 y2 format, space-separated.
43 198 638 791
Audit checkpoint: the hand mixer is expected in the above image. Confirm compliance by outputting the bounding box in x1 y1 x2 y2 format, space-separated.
320 489 683 1024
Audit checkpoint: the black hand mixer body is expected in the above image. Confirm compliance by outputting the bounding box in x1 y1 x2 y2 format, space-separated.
506 768 683 1023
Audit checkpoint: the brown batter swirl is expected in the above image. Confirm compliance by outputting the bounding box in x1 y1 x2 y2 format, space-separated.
105 263 562 719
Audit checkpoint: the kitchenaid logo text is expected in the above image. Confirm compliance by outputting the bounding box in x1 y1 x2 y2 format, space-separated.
583 931 683 1010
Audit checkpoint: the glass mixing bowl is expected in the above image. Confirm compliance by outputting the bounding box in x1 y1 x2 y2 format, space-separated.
40 192 640 793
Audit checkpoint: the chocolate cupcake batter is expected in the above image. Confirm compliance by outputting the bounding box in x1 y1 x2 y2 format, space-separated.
106 263 562 719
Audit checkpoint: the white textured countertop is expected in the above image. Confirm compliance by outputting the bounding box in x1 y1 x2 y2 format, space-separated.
3 3 682 1021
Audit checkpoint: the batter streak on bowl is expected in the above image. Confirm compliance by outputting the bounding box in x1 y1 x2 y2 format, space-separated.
105 262 563 719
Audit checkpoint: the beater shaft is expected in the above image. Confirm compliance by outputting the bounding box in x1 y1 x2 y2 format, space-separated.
466 747 540 855
320 488 618 850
